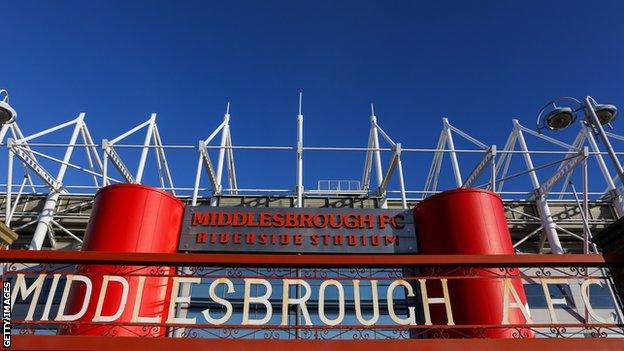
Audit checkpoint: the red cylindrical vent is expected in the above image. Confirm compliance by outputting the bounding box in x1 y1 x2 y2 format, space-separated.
414 188 533 338
61 184 184 336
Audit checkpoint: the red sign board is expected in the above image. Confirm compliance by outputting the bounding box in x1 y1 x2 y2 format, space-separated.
178 207 417 253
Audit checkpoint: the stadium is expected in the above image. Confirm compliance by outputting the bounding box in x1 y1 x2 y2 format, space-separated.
1 92 624 350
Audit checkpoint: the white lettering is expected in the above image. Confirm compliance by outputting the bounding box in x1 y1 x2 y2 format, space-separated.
93 276 129 322
11 274 46 321
242 278 273 325
166 277 201 324
318 280 345 326
202 278 234 325
419 278 454 325
281 279 312 326
353 280 379 326
56 275 93 322
387 280 416 325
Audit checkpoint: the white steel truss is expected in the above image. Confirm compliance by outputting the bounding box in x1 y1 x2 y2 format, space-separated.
361 105 408 209
191 103 238 206
423 118 492 196
0 115 101 249
102 113 175 194
1 103 624 254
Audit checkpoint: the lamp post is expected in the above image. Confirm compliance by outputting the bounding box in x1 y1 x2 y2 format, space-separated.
583 97 624 183
0 89 16 125
537 96 624 183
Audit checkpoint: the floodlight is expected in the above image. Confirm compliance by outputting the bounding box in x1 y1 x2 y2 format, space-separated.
593 104 618 125
544 107 576 131
0 90 16 125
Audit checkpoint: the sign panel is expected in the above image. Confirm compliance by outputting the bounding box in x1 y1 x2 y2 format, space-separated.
9 272 616 328
178 207 417 253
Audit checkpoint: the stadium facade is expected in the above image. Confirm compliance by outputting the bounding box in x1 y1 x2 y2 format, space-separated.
1 94 623 350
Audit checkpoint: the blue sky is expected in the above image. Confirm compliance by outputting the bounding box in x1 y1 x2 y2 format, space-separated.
2 1 624 197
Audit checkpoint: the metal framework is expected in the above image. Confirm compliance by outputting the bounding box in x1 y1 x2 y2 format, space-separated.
4 250 624 340
3 96 624 253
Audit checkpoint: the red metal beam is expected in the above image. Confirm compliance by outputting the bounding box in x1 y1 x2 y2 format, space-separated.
11 335 624 351
0 250 621 267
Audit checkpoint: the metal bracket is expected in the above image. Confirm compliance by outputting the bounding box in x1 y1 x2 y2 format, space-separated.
378 143 401 196
102 139 135 183
8 139 61 192
199 141 220 194
533 150 587 199
462 145 496 188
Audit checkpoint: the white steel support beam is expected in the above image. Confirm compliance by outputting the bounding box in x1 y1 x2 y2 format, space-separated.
81 124 103 171
378 144 400 196
192 140 220 206
519 124 575 150
448 124 487 149
296 93 303 208
135 114 156 183
427 119 489 192
6 123 61 193
490 147 496 191
20 118 80 143
534 149 587 200
5 148 13 222
177 107 233 333
555 129 587 199
191 107 236 206
370 106 386 208
6 176 27 226
585 125 624 217
102 149 109 186
209 104 237 206
585 97 624 185
153 126 176 195
79 126 99 187
215 106 230 192
191 155 203 206
30 114 85 250
443 118 462 187
225 129 237 194
293 95 304 335
102 139 135 183
50 219 83 244
8 140 60 191
513 226 543 250
13 147 104 183
361 126 374 191
0 124 10 145
153 134 166 190
462 145 496 188
396 148 408 209
45 224 57 249
199 142 219 195
374 122 396 146
513 119 563 254
423 131 446 196
101 114 174 192
494 131 517 193
582 150 590 253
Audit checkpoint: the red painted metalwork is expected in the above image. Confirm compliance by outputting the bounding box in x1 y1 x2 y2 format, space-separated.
62 184 185 336
414 188 533 338
0 250 617 267
11 335 624 351
4 250 623 342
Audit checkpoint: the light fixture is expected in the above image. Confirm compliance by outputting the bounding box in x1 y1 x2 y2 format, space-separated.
0 90 16 125
593 104 618 125
544 106 576 131
536 97 582 133
536 96 624 195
